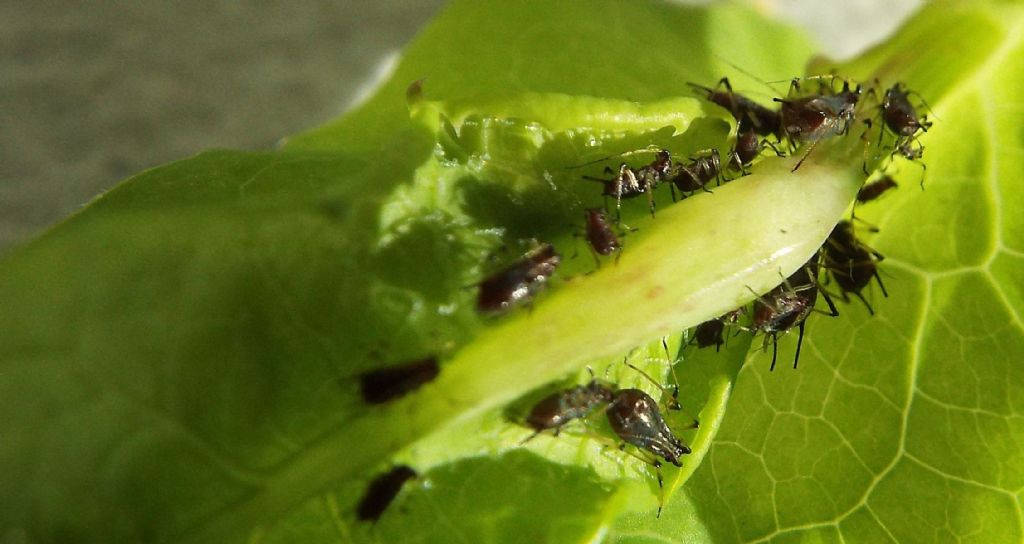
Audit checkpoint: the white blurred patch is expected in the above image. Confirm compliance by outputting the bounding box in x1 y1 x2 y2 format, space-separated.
344 50 402 113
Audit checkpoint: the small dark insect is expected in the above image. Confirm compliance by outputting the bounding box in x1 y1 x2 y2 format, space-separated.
750 257 839 370
360 357 440 404
728 129 785 173
880 82 933 140
477 243 561 313
857 176 898 204
584 208 622 265
822 221 888 315
692 308 743 351
774 79 861 171
606 388 691 517
583 149 672 219
670 149 724 197
522 378 615 443
357 465 417 522
688 78 782 137
606 388 691 465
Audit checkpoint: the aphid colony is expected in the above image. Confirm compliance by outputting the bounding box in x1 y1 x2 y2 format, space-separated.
352 75 929 522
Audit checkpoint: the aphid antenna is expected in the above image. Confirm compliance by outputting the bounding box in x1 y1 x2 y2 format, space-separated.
624 359 680 409
565 145 665 170
661 336 684 390
710 52 786 97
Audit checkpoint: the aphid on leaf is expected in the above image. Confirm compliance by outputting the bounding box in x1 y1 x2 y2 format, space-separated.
774 78 861 171
669 149 725 197
691 308 743 351
822 220 888 315
519 361 694 517
879 82 933 141
522 376 615 443
687 78 782 138
357 465 417 522
728 129 785 174
606 388 691 517
360 357 440 404
749 257 839 370
856 175 898 204
477 243 560 314
583 149 672 220
583 208 623 265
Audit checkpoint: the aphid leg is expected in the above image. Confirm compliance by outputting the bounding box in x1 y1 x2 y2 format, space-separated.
661 336 685 410
625 361 681 412
769 334 780 372
874 271 889 298
646 186 657 218
519 430 543 445
793 321 806 369
612 444 666 518
821 288 841 317
853 291 875 316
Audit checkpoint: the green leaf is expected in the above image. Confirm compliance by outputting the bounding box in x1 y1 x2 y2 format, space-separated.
646 3 1024 543
2 1 1020 544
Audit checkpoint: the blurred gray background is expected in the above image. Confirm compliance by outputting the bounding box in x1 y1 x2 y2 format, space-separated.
0 0 921 253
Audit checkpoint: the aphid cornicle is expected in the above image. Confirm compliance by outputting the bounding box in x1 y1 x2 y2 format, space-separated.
357 466 417 522
750 257 839 370
822 221 888 315
359 357 440 404
522 379 615 442
477 243 560 314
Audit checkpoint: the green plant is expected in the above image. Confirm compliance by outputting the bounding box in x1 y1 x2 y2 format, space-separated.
2 1 1021 543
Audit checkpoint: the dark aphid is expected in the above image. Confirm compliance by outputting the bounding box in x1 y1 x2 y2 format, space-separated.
522 379 615 442
857 176 898 204
606 389 691 466
692 308 743 351
477 243 561 313
670 149 724 196
775 80 861 171
360 357 440 404
881 82 933 139
357 465 417 522
822 221 888 315
584 149 671 219
606 388 691 517
776 80 860 143
688 78 782 137
728 129 784 173
751 257 839 370
584 208 622 264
